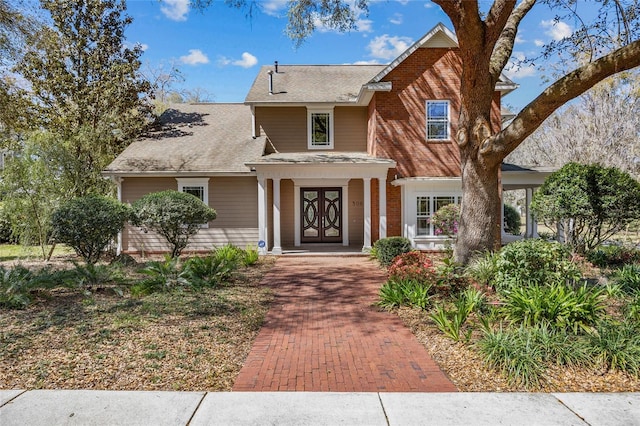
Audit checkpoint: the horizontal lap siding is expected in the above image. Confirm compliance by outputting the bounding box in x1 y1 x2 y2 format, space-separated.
121 176 259 253
257 106 368 152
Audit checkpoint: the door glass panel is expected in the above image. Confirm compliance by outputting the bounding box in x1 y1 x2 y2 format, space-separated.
302 191 320 237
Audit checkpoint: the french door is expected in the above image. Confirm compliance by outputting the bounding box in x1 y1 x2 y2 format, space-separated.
301 188 342 243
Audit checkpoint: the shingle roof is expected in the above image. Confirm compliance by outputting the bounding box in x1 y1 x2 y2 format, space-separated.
246 152 396 165
245 65 385 104
104 103 265 175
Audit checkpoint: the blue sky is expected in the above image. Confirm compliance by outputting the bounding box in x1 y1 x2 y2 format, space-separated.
124 0 577 110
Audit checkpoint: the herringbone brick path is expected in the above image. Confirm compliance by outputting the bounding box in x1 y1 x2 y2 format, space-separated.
233 256 457 392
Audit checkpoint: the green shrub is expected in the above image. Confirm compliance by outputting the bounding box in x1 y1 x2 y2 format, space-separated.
494 239 581 292
503 204 522 235
132 190 217 258
612 264 640 294
373 237 412 267
430 295 477 342
213 244 243 273
434 257 469 296
588 321 640 376
586 245 640 268
51 195 130 264
182 255 232 288
476 325 545 388
500 283 606 333
430 204 460 237
243 245 260 266
66 263 124 289
625 292 640 321
0 265 36 309
0 206 17 244
378 278 432 310
464 251 499 287
531 163 640 254
131 255 188 296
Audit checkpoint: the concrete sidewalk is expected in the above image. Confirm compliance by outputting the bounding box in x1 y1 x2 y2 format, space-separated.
1 390 638 425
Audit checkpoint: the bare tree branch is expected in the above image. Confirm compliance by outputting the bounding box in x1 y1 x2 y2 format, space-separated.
489 38 640 161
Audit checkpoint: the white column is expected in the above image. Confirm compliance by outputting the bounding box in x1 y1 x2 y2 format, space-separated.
363 178 372 251
531 188 539 238
525 188 533 238
272 178 282 254
294 184 301 247
257 176 268 255
378 175 387 239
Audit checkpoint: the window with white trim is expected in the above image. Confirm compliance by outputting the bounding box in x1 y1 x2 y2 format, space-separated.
416 195 459 236
307 108 334 149
426 100 450 141
176 178 210 227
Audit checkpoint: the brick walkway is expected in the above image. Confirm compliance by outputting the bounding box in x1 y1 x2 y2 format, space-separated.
233 256 457 392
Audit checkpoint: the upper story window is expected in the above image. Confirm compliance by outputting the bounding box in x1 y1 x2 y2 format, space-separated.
426 100 450 141
176 177 210 227
308 108 334 149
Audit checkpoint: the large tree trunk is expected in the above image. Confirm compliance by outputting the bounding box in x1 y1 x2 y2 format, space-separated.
456 151 502 264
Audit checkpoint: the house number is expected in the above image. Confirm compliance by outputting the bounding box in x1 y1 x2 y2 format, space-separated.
352 201 363 207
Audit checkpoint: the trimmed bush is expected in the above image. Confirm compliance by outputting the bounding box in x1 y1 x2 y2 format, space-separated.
378 278 432 310
132 190 217 258
51 195 130 264
373 237 412 266
531 163 640 254
503 204 521 235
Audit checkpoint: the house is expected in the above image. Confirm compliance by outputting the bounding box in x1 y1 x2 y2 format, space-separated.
104 23 550 255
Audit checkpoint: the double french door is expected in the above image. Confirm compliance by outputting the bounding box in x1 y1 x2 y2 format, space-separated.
301 188 342 243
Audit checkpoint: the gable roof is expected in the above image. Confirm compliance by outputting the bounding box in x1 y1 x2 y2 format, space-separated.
245 65 385 104
370 22 517 94
104 103 265 176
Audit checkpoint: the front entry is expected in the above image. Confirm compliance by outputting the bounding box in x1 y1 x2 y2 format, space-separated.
301 188 342 243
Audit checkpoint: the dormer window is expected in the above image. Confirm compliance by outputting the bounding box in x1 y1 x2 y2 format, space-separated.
308 108 334 149
426 100 450 141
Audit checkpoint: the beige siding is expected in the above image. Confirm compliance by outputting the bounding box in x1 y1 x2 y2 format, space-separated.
122 176 259 253
256 106 368 153
257 107 306 153
348 179 364 245
334 107 367 151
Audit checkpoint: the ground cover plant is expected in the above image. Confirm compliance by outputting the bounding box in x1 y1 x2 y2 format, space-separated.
0 246 274 391
378 239 640 391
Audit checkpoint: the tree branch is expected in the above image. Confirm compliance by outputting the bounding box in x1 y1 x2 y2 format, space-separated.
489 0 537 81
431 0 462 28
485 0 516 47
488 39 640 160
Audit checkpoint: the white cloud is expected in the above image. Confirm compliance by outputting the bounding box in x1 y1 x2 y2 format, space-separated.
503 52 536 79
218 52 258 68
515 35 525 44
234 52 258 68
180 49 209 65
260 0 288 16
356 18 373 33
424 2 434 8
534 39 545 47
395 0 410 5
390 13 403 25
367 34 413 60
351 60 382 65
540 19 573 40
160 0 189 22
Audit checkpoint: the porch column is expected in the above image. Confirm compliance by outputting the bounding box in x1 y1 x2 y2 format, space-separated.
363 177 372 251
272 178 282 254
342 183 349 246
525 188 533 238
531 188 539 238
257 176 268 255
378 175 387 239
